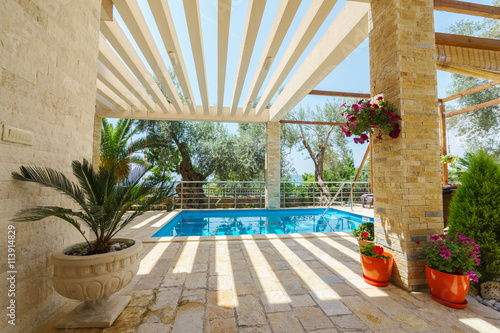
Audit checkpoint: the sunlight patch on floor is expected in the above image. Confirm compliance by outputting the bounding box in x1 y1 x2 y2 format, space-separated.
459 317 500 333
137 242 171 275
151 212 177 227
172 241 199 273
131 213 163 229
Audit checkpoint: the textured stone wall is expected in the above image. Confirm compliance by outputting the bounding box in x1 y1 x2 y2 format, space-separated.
0 0 101 331
369 0 443 290
265 122 281 209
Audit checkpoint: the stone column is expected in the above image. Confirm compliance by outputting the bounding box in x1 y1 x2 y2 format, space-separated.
265 122 281 209
369 0 443 290
93 114 102 170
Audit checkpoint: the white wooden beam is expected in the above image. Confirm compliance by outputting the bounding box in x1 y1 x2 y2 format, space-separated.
97 60 146 112
99 35 158 111
269 1 369 121
230 0 267 115
96 79 131 112
113 0 183 113
183 0 210 114
217 0 231 114
97 105 270 123
255 0 338 116
148 0 196 113
101 21 171 112
242 0 301 115
96 93 114 110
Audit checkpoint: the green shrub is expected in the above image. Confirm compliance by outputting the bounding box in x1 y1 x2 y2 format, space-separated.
448 150 500 282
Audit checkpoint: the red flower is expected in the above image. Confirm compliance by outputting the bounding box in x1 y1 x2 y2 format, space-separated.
360 232 369 239
373 246 384 257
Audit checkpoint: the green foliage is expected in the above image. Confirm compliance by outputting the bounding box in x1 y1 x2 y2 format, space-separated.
12 159 173 254
360 243 391 259
446 4 500 159
420 233 480 282
448 150 500 282
352 222 374 241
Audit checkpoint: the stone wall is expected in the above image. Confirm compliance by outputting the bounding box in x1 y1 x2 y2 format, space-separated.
369 0 443 290
265 122 281 209
0 0 101 331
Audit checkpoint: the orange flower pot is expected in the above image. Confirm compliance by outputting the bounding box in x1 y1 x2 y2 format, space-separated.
358 239 375 248
425 265 470 308
360 252 394 286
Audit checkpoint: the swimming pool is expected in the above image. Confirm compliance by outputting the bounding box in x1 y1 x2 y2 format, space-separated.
152 208 372 237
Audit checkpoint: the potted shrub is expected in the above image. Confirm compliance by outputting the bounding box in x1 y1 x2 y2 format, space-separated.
352 222 374 247
12 159 172 328
359 243 394 286
419 233 480 308
340 96 401 144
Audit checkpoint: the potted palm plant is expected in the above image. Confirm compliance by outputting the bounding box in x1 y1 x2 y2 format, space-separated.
359 243 394 286
419 232 480 308
12 159 172 328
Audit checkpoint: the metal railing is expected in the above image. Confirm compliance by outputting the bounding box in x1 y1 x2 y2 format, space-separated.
171 181 371 210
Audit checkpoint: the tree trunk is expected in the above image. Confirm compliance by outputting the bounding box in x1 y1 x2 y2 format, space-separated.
175 142 208 209
313 157 332 205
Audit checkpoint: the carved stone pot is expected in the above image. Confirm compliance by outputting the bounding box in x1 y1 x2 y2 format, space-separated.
51 238 142 328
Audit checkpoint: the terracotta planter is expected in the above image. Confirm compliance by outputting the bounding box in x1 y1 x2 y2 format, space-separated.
360 252 394 286
425 265 470 308
51 238 142 328
358 239 375 248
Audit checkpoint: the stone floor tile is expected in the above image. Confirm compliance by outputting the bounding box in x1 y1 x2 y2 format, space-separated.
309 290 352 316
341 296 399 330
162 272 187 287
268 312 305 333
239 326 272 333
105 307 146 332
360 288 412 315
235 295 268 326
134 277 162 290
171 303 204 333
137 322 172 333
275 270 298 282
260 291 292 313
234 283 257 296
185 272 207 289
128 290 155 308
192 263 208 273
205 318 237 333
230 259 248 271
329 314 370 330
321 275 342 284
281 280 308 295
293 307 334 330
391 313 433 331
290 294 317 307
151 287 182 312
180 289 206 305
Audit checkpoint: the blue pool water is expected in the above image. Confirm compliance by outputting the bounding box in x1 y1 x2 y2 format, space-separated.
152 208 373 237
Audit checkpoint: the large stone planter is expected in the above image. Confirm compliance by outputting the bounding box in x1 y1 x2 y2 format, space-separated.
51 238 142 328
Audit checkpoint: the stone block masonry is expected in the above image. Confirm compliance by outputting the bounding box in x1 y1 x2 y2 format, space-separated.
265 122 281 209
369 0 443 290
0 0 101 331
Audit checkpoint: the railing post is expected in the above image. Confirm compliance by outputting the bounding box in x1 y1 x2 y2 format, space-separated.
259 183 263 208
234 183 237 208
350 182 353 211
282 182 285 208
180 182 184 210
208 183 210 209
313 186 315 207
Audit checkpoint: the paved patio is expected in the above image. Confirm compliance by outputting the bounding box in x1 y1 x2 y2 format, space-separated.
39 211 500 332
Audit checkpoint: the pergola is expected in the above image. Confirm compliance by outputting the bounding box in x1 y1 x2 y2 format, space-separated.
3 1 500 331
93 0 500 289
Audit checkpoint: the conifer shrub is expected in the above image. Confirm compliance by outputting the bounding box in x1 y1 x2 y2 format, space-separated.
448 150 500 283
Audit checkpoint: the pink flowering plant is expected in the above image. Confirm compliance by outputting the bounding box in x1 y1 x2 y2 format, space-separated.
419 233 481 282
340 96 401 144
360 243 391 259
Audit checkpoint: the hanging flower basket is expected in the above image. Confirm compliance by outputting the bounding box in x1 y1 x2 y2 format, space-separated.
341 96 401 144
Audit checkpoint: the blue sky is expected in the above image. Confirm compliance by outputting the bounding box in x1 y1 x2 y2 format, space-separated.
111 0 493 175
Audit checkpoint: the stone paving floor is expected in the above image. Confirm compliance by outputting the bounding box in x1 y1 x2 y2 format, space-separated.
39 210 500 333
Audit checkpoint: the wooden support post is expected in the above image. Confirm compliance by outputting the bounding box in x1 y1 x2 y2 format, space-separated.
439 102 448 186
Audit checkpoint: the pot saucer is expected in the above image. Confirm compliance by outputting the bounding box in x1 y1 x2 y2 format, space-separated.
430 294 468 309
362 274 390 287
